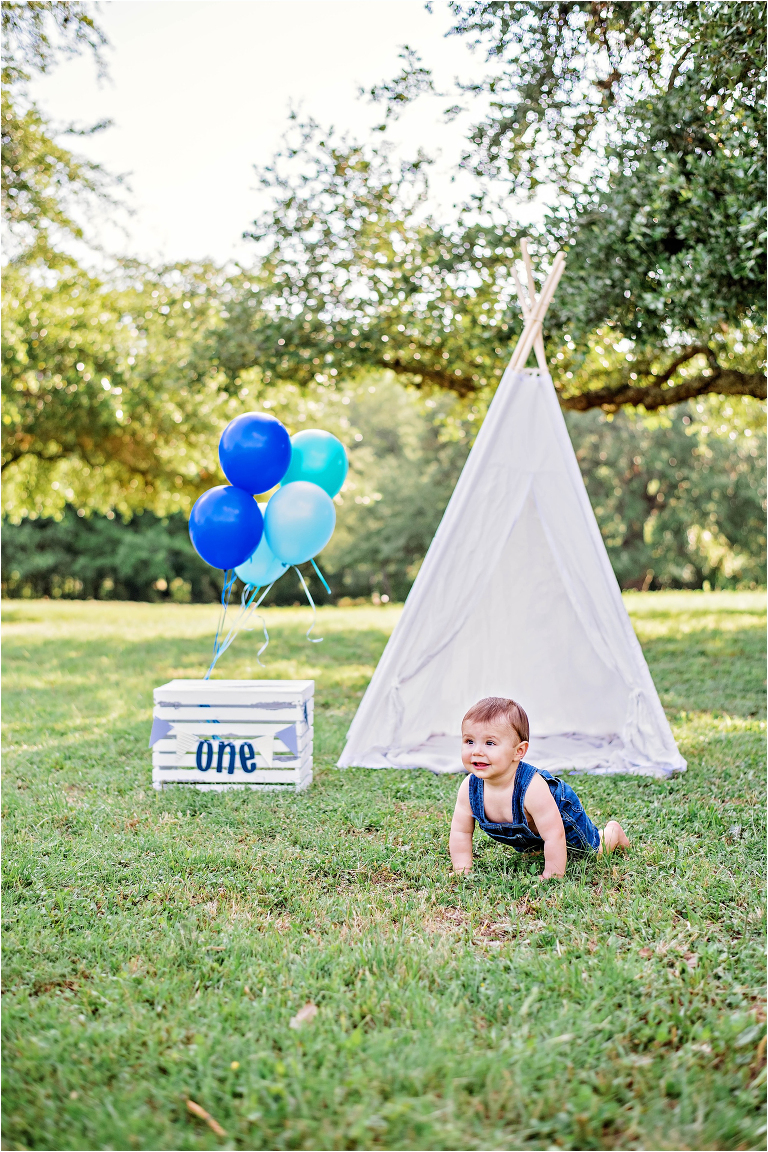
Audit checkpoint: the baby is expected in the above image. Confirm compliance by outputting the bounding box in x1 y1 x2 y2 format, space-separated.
449 696 629 879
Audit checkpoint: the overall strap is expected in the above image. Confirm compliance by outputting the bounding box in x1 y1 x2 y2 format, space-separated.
511 761 539 824
467 773 485 823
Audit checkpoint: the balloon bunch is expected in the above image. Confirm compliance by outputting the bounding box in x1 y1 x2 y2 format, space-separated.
188 413 347 676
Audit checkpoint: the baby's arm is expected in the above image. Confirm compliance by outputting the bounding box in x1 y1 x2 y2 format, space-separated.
449 776 475 874
524 774 567 879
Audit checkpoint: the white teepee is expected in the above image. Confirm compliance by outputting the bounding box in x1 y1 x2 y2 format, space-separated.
338 246 685 779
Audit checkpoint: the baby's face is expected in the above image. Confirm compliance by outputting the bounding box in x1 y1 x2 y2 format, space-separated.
461 719 528 781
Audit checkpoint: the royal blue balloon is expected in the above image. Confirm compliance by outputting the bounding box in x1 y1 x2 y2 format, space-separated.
235 507 289 585
219 412 292 495
264 481 336 566
281 429 349 497
189 485 263 570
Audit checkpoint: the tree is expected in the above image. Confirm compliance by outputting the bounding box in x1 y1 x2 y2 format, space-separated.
4 380 763 600
0 506 221 602
0 5 239 521
319 377 473 600
567 400 766 589
212 123 556 406
213 125 522 399
1 261 239 521
352 1 766 410
2 1 122 263
217 116 763 413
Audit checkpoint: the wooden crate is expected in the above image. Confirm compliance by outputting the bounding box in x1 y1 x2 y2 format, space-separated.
149 679 314 792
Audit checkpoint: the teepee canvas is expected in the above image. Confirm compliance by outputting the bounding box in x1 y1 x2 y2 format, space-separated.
338 248 685 779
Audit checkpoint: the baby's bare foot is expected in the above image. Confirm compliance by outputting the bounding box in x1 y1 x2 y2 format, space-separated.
600 820 630 854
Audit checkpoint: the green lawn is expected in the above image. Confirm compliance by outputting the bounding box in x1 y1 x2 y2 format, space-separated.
2 592 766 1151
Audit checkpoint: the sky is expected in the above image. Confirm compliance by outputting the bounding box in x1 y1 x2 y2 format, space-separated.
29 0 513 268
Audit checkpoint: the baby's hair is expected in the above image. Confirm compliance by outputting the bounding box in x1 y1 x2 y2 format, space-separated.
462 697 530 743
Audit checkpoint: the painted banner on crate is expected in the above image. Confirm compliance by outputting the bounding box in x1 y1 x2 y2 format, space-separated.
149 720 299 761
174 732 305 772
194 737 272 774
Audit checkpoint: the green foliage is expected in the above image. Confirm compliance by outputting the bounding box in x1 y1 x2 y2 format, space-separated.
0 90 119 264
358 1 767 409
225 121 764 413
2 2 108 83
0 375 472 604
2 595 765 1149
245 374 475 601
0 508 221 603
448 2 765 206
1 261 240 520
4 379 764 601
1 0 763 539
322 384 471 600
569 399 766 589
215 124 523 399
544 0 767 407
1 2 118 263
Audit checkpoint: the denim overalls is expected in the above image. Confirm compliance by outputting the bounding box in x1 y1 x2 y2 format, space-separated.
468 761 600 853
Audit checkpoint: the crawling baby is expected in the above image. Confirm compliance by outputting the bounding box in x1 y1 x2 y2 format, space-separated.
449 696 629 879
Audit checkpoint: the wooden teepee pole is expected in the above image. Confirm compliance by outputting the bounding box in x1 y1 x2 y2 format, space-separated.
508 249 565 374
511 266 549 372
521 238 549 371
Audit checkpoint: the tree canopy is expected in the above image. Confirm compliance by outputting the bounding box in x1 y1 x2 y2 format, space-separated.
1 0 764 534
355 1 767 409
4 380 764 599
214 127 524 399
1 261 242 520
2 1 121 263
1 4 230 521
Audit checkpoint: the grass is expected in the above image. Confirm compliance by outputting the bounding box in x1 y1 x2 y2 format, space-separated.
2 591 766 1152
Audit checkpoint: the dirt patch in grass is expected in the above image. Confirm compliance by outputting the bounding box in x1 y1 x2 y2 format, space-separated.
425 906 471 935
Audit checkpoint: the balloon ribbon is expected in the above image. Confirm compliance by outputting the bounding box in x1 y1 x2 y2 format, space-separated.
205 578 274 678
205 558 333 673
295 566 323 643
310 557 332 595
207 570 236 676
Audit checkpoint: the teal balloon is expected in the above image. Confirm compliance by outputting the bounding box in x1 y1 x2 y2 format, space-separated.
265 481 336 565
235 506 289 586
281 429 348 497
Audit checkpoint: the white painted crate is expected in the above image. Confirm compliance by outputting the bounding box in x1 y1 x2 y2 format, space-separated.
149 679 314 792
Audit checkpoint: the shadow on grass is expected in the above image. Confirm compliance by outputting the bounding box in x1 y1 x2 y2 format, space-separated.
2 626 397 773
2 625 392 725
6 619 765 725
2 624 392 673
641 628 766 718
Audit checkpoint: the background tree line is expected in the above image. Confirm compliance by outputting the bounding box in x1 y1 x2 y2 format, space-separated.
4 376 763 601
2 2 765 601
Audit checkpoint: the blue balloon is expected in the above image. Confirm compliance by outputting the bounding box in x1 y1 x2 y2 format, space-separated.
219 412 291 495
189 485 263 570
281 429 348 497
235 507 289 585
264 481 336 566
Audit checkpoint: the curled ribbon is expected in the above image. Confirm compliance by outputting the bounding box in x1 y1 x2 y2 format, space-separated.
205 580 275 678
295 566 323 643
205 559 333 674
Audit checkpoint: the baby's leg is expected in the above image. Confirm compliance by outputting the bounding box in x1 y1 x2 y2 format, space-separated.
598 820 630 855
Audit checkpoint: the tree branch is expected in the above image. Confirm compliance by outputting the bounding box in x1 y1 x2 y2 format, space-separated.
384 357 477 397
364 351 765 411
647 344 710 386
667 41 694 91
560 368 766 412
1 441 64 471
